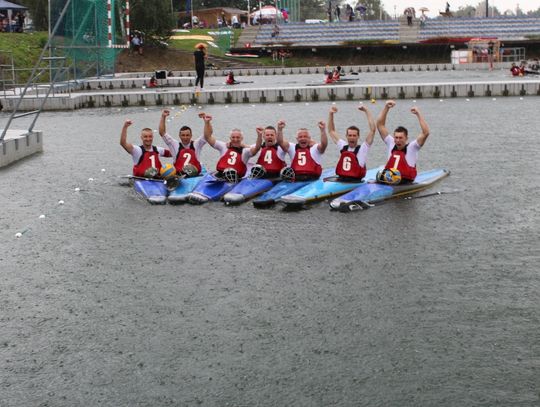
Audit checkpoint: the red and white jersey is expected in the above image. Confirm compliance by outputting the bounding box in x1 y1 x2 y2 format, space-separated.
162 133 206 173
131 145 171 177
383 135 420 181
287 143 323 177
335 139 370 179
213 140 253 177
256 144 287 175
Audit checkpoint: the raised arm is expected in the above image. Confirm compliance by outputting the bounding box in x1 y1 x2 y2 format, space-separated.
120 119 134 154
317 120 328 154
199 112 216 146
411 106 430 147
376 100 395 141
250 126 264 156
276 119 290 151
159 109 169 137
359 104 376 146
327 105 340 144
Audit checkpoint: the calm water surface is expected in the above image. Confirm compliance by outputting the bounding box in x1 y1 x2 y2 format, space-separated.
0 97 539 406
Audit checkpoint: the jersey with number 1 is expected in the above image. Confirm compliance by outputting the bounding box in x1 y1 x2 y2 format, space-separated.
131 145 171 177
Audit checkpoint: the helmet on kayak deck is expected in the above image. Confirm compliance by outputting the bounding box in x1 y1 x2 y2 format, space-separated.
223 168 239 184
182 164 199 177
377 168 401 185
144 167 158 178
280 166 295 182
249 164 266 179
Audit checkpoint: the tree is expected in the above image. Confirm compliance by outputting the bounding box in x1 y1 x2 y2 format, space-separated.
353 0 389 20
129 0 175 43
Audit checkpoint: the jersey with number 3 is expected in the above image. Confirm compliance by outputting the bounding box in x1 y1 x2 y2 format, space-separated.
216 146 247 177
175 141 202 173
291 144 322 177
256 145 286 175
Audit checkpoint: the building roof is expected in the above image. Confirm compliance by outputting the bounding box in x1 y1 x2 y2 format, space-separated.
0 0 28 10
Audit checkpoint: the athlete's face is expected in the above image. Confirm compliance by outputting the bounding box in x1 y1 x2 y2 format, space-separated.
140 130 153 148
229 130 243 147
393 131 408 149
179 129 192 145
264 129 276 146
296 130 311 148
346 129 359 147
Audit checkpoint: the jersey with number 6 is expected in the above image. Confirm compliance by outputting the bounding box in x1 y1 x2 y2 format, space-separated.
256 145 286 176
291 144 322 177
336 143 368 179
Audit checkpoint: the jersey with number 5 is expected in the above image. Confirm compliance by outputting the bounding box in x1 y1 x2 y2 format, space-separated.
216 146 247 177
291 145 322 177
256 145 286 175
174 141 201 173
384 145 417 181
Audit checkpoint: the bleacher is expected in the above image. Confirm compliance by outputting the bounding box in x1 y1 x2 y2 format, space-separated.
251 16 540 47
418 16 540 41
254 21 400 47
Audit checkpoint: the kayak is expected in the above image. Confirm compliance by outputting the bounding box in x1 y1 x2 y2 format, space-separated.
281 167 380 209
329 168 450 212
187 172 236 204
253 168 335 209
223 177 276 205
167 175 204 204
133 178 168 204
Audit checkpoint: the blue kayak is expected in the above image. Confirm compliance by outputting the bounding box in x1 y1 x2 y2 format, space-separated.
329 168 450 211
223 178 277 205
281 167 381 209
167 175 204 204
133 178 168 204
187 172 236 204
253 168 335 209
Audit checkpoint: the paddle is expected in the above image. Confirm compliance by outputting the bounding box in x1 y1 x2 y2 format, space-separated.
119 174 184 191
337 189 460 213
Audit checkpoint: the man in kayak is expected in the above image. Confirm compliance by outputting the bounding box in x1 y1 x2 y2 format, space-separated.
158 109 206 177
328 104 375 180
376 100 430 184
202 113 261 183
277 119 328 181
250 121 291 179
120 119 171 178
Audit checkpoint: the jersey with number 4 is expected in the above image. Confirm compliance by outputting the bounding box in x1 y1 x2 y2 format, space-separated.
256 145 287 175
383 135 420 181
131 145 171 177
291 144 322 177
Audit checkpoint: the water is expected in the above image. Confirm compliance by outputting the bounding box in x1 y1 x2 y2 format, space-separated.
0 97 539 406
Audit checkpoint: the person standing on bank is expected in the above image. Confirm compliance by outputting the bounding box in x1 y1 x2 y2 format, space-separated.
194 43 207 90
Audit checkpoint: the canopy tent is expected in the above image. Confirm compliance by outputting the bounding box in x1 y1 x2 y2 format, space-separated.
0 0 27 11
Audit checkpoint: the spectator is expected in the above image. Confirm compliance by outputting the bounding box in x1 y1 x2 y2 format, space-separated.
405 8 413 26
335 5 341 21
232 15 239 28
281 9 289 23
271 24 280 38
131 32 143 55
419 13 426 28
327 1 332 21
148 75 158 88
445 2 450 13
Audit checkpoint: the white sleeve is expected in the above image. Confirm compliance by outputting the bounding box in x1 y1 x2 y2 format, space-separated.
213 140 227 155
277 146 287 161
193 137 207 156
336 139 346 150
357 142 370 167
162 133 179 157
406 140 421 166
310 144 323 165
242 146 254 163
384 135 395 157
156 146 170 157
286 144 296 161
131 145 143 164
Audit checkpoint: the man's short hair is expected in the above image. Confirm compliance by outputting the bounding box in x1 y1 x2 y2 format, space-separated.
265 126 276 132
346 126 360 135
394 126 408 136
230 128 243 136
141 127 153 133
179 126 192 135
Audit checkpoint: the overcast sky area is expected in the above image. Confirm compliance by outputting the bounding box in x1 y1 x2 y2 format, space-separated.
380 0 539 17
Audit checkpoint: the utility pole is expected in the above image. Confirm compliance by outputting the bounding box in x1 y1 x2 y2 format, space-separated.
486 0 489 17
